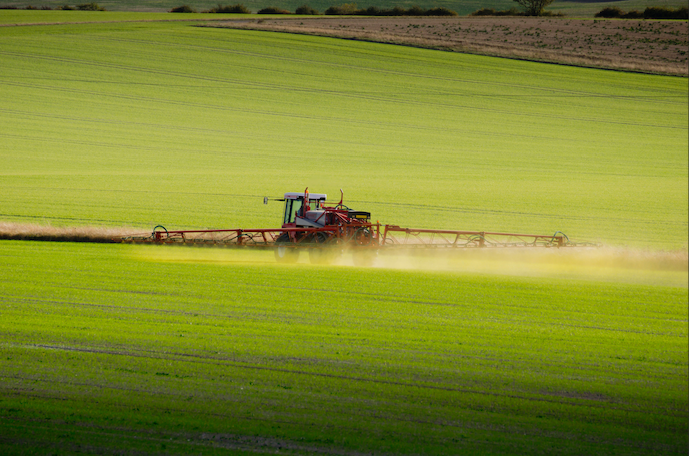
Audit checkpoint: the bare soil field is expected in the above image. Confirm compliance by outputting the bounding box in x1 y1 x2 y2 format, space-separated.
213 17 689 76
0 222 139 243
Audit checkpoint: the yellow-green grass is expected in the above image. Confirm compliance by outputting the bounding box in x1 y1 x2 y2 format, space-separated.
0 240 687 455
0 20 686 248
553 0 688 17
0 10 250 24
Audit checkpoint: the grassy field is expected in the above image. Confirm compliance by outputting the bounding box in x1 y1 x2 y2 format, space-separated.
0 17 686 248
1 241 687 455
0 15 687 455
1 0 687 16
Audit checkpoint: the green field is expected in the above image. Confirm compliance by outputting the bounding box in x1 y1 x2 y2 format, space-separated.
1 241 687 455
1 17 686 248
0 15 687 455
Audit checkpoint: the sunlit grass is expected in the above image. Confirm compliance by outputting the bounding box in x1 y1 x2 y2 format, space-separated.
0 21 686 248
1 241 687 454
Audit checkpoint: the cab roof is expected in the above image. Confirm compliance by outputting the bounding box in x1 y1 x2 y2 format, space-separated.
284 192 327 200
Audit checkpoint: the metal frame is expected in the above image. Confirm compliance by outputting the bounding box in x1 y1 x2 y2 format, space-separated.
120 189 595 250
121 224 595 249
381 226 574 249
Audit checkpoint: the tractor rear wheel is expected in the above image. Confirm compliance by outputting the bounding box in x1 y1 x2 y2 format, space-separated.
274 233 299 263
309 232 338 265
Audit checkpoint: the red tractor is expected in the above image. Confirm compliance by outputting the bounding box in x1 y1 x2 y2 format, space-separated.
124 188 591 266
273 189 379 265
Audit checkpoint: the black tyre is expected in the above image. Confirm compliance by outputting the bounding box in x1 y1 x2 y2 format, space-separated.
274 233 299 263
309 232 339 265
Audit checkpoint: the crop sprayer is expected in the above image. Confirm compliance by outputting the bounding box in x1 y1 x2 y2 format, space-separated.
122 188 596 265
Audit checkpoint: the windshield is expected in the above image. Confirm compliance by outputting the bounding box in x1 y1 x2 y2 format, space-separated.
284 199 303 225
283 198 324 225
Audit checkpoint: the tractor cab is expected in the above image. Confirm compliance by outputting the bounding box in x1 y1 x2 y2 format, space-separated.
282 192 327 228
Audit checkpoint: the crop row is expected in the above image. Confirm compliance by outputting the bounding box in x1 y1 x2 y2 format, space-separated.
1 241 687 454
0 21 686 248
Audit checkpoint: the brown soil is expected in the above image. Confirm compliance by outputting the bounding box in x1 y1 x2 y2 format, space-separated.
211 17 689 76
0 222 142 243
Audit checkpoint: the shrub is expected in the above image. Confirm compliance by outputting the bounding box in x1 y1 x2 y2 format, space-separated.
324 4 457 16
594 6 623 18
644 6 688 19
295 4 319 14
205 3 250 13
170 4 195 12
358 5 380 15
471 7 522 16
424 7 457 16
0 5 18 9
391 6 407 15
470 7 495 16
539 10 564 16
404 5 424 15
76 2 105 10
594 5 686 19
56 4 75 9
258 6 290 13
623 9 643 18
325 3 358 14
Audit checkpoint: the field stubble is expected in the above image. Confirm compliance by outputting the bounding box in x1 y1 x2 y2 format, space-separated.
214 16 689 76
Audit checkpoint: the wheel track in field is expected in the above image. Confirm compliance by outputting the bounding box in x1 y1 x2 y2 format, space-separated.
2 344 686 420
0 409 383 456
85 33 689 104
2 278 686 331
6 389 678 454
0 107 573 148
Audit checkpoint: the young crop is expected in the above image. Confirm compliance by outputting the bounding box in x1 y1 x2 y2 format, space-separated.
0 20 686 248
0 241 686 454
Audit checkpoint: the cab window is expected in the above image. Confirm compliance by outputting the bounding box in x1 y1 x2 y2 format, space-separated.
284 199 303 224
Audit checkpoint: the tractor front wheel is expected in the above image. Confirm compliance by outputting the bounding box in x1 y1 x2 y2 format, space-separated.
274 233 299 263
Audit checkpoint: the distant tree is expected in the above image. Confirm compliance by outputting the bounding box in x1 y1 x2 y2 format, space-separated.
257 6 290 13
295 4 319 14
76 2 106 10
513 0 553 16
594 6 623 18
170 4 195 12
324 3 358 15
204 3 250 13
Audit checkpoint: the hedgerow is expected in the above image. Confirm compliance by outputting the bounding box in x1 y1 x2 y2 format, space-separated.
76 2 105 10
170 4 195 12
204 3 251 13
295 4 319 14
471 7 523 16
324 4 457 16
595 6 688 19
471 6 562 16
257 6 291 14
